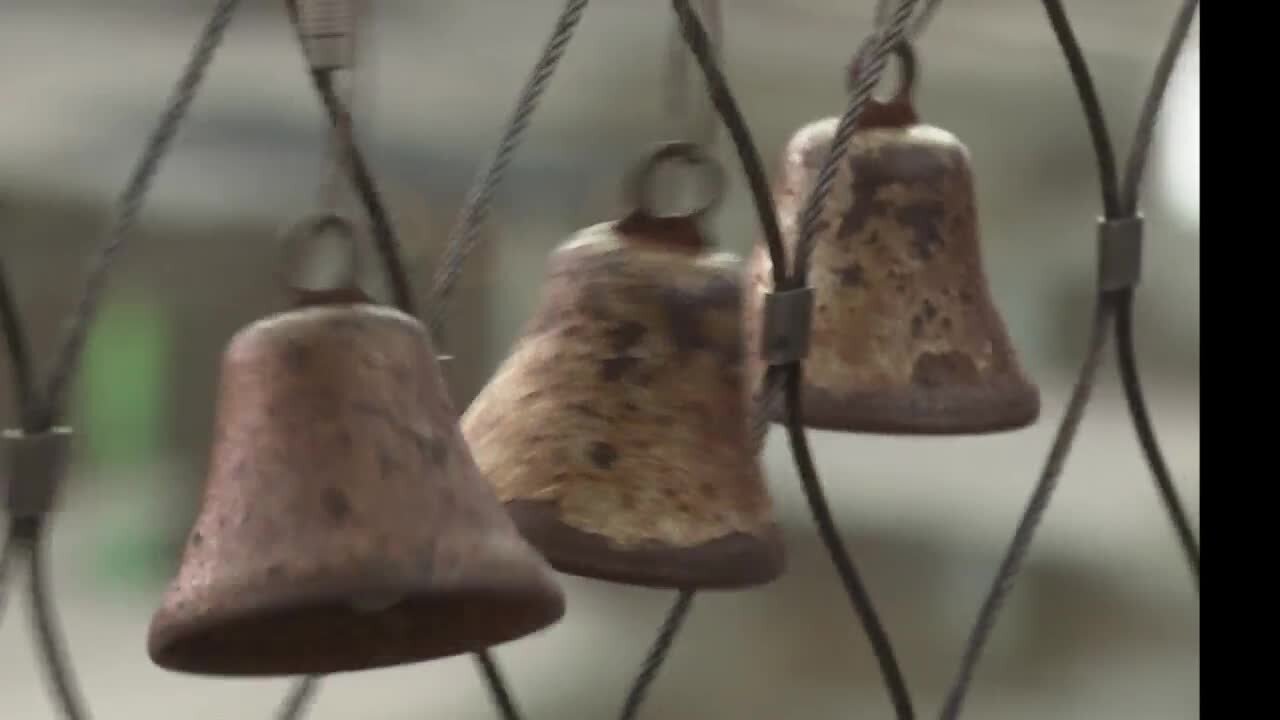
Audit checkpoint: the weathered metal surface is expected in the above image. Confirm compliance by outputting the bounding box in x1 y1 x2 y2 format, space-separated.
149 302 564 676
463 214 783 589
744 60 1040 435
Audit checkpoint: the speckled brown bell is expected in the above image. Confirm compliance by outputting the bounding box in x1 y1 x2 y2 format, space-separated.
462 146 784 589
744 42 1040 435
147 217 565 677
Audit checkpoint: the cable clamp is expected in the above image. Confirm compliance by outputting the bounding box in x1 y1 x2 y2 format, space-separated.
296 0 357 71
1097 214 1144 292
761 285 815 366
3 427 72 520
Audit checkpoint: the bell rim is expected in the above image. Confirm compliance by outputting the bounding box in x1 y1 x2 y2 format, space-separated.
145 575 566 677
772 378 1042 436
506 499 786 591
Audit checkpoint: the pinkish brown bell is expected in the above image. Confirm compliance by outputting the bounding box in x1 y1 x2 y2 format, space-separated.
462 144 784 590
744 42 1040 435
147 214 565 677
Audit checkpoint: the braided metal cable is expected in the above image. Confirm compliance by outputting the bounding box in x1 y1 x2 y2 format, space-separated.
619 7 726 713
34 0 243 431
1109 0 1201 587
0 528 17 631
1040 0 1122 218
1118 0 1199 216
793 0 921 284
670 0 786 288
285 7 536 719
672 1 919 718
308 67 417 315
781 364 916 720
875 0 945 39
276 676 321 720
474 650 524 720
0 518 37 636
277 8 361 719
426 0 591 335
617 591 695 720
940 2 1200 716
0 258 37 426
938 302 1116 720
283 0 417 316
0 6 240 719
28 530 90 720
1115 290 1199 587
778 2 923 717
665 0 721 151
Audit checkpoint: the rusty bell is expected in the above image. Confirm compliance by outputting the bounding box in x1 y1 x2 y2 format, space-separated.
744 41 1040 435
462 207 784 591
148 283 565 676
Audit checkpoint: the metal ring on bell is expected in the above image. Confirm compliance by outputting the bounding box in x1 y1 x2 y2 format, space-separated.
276 211 367 304
621 141 727 223
847 35 917 105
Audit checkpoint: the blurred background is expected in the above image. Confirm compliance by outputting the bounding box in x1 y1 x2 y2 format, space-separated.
0 1 1198 718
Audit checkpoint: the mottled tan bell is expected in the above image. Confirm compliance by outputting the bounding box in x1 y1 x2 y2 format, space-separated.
148 215 565 677
745 42 1040 435
462 144 784 590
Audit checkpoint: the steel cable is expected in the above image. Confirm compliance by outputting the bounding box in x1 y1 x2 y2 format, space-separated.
938 2 1200 716
28 529 91 720
664 0 721 151
875 0 946 40
670 1 921 718
474 650 525 720
782 365 916 720
0 258 36 425
307 67 417 315
617 591 696 720
1039 0 1122 218
1115 290 1200 588
426 0 591 335
0 527 18 631
793 0 921 283
1109 0 1201 587
1118 0 1200 215
283 0 417 316
670 0 787 289
34 0 244 431
0 5 242 720
616 5 723 715
937 302 1116 720
276 676 321 720
285 6 538 718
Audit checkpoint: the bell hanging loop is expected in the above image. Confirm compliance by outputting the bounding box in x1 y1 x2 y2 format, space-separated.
843 36 920 131
847 35 916 105
744 38 1040 435
275 211 370 306
462 148 784 590
621 140 727 226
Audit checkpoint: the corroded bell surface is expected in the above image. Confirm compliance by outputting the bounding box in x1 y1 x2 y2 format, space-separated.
148 300 566 676
745 43 1040 435
462 206 784 590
